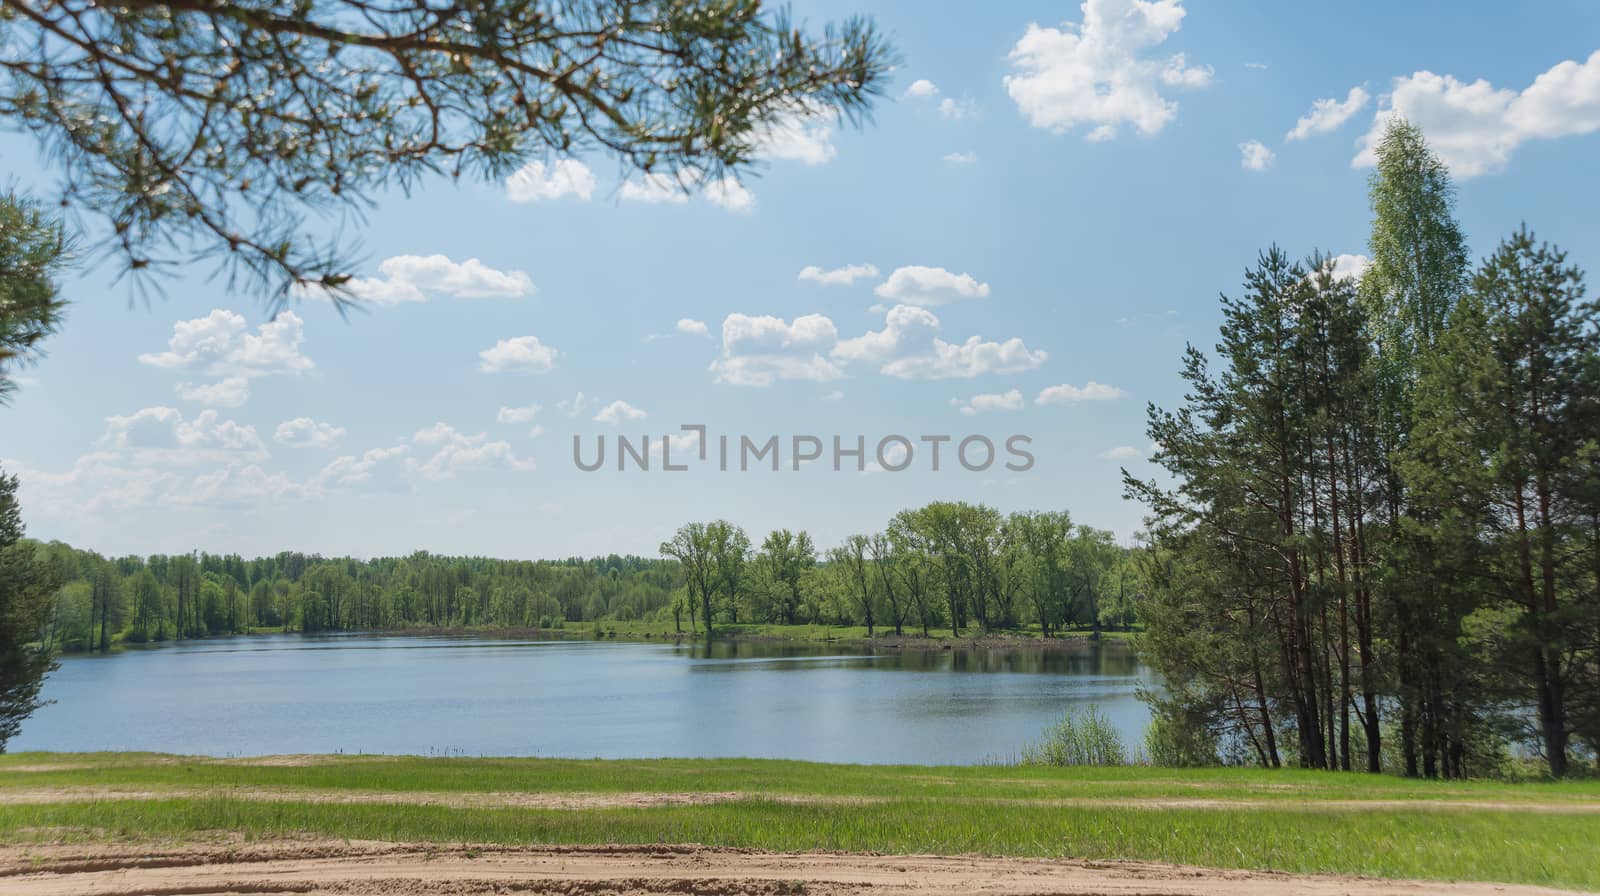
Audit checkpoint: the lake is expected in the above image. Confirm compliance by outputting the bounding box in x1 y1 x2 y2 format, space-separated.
13 635 1153 765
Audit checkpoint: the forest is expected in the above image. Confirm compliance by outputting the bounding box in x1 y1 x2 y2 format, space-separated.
29 501 1135 653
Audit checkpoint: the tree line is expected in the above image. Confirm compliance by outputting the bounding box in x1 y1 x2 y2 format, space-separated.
1129 120 1600 778
24 501 1134 655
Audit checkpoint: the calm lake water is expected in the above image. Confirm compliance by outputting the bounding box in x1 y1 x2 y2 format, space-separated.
14 635 1153 765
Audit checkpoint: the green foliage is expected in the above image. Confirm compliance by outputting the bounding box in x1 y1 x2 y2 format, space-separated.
0 192 69 404
0 467 59 751
1129 119 1600 779
1143 709 1221 768
1 0 894 301
1021 705 1127 767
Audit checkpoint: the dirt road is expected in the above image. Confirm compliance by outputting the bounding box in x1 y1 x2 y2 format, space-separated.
0 840 1589 896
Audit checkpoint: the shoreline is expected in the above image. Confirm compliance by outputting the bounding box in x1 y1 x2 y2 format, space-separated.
70 624 1139 656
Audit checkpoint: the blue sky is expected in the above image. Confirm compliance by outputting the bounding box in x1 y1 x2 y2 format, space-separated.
4 0 1598 560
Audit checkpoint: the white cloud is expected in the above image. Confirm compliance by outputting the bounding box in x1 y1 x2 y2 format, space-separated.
1036 381 1127 404
273 417 345 449
497 404 541 424
943 151 979 165
951 389 1024 416
176 377 249 408
593 400 647 425
754 110 838 165
1004 0 1212 140
1245 62 1268 71
505 159 596 202
139 310 312 379
1285 87 1370 141
834 305 1047 381
864 439 910 475
478 336 558 374
405 423 536 480
1239 140 1275 171
939 97 980 121
798 264 880 287
823 390 844 402
619 172 692 204
676 318 710 337
704 176 756 213
344 255 534 304
620 170 756 212
874 266 991 306
1329 253 1371 281
558 392 590 417
904 79 941 99
101 406 269 466
317 445 408 487
1354 51 1600 177
710 313 844 386
1101 445 1142 460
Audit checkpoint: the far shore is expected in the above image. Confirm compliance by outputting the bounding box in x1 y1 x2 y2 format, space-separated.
70 622 1139 655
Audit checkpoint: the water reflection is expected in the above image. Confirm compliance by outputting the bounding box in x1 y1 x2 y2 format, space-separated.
675 638 1142 676
15 634 1151 765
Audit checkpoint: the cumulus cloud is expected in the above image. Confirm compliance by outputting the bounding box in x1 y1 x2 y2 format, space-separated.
1285 87 1370 141
704 176 756 213
619 172 692 204
273 417 345 449
1004 0 1212 140
316 445 408 487
1354 51 1600 177
558 392 590 417
943 151 979 165
1036 381 1127 404
1328 253 1371 281
504 159 597 202
342 255 534 304
593 400 647 425
620 171 755 212
798 263 879 287
1239 140 1275 171
834 305 1047 380
101 406 269 466
478 336 558 374
676 319 710 337
1101 445 1142 460
176 377 249 409
951 389 1024 415
938 97 980 121
904 79 941 99
497 404 541 424
405 423 536 480
873 266 991 306
754 110 839 165
139 310 312 380
709 313 844 386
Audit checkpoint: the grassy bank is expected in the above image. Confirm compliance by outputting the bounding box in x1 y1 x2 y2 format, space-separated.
2 753 1596 889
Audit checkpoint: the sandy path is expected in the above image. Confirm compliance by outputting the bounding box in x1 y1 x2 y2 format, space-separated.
4 784 1599 814
0 841 1590 896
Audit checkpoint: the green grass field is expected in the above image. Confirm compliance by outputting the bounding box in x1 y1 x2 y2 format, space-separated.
2 753 1596 889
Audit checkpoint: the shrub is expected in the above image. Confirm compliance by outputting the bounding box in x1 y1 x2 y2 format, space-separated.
1021 705 1127 767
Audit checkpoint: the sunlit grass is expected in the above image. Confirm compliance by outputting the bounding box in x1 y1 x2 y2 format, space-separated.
3 753 1599 887
1 794 1595 889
